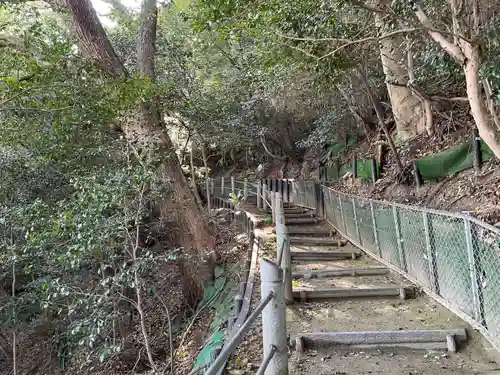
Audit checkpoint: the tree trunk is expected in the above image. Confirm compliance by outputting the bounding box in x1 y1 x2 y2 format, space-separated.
62 0 216 299
59 0 128 77
358 68 404 173
190 147 203 208
373 0 426 141
462 44 500 158
199 140 212 215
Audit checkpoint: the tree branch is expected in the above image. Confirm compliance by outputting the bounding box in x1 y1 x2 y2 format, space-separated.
411 3 465 64
260 134 285 161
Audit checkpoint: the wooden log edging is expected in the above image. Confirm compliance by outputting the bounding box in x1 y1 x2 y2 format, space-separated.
292 267 390 279
291 251 359 260
289 237 347 246
294 286 412 301
295 328 467 352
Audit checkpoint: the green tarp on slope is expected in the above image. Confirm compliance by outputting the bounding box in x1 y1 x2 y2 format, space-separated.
326 136 356 157
323 159 378 182
193 264 239 369
415 140 495 181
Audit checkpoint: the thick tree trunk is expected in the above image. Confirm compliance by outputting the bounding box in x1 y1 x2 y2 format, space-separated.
373 0 426 141
199 140 212 215
62 0 216 299
190 147 203 208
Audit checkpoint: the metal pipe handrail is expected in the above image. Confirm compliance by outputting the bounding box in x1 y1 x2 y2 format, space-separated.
255 345 277 375
204 291 275 375
211 181 273 210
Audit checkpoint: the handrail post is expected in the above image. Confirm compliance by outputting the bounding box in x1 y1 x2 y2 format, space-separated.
283 180 289 204
275 191 285 226
271 180 277 224
231 176 235 196
257 179 262 209
262 179 268 210
221 177 225 197
261 259 288 375
243 178 248 201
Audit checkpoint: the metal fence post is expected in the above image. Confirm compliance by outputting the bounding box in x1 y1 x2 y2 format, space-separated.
262 179 268 210
257 180 262 209
314 183 321 216
352 198 361 245
283 180 289 204
392 206 407 272
260 259 288 375
221 177 225 197
244 178 248 201
338 195 347 234
271 181 277 224
422 212 440 295
275 191 284 226
231 176 236 196
464 218 484 324
370 202 382 257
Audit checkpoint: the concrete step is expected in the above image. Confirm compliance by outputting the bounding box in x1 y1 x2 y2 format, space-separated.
290 237 347 246
294 328 467 353
291 251 359 261
292 267 390 279
273 227 335 237
285 218 322 225
293 286 413 301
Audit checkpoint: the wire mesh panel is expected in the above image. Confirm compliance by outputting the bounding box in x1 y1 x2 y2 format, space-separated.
353 197 377 254
428 213 474 317
304 181 316 209
472 220 500 346
322 187 337 227
291 181 305 207
338 195 356 240
370 200 400 267
397 207 431 289
330 190 344 230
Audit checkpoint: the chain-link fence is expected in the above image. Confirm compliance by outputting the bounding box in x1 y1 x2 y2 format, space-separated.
288 180 500 352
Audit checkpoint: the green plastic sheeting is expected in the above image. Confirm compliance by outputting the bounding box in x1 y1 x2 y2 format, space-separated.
356 159 378 181
415 140 494 181
193 264 239 369
326 136 356 157
323 159 378 182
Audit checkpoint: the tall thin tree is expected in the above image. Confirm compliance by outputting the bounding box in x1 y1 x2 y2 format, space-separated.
59 0 216 300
